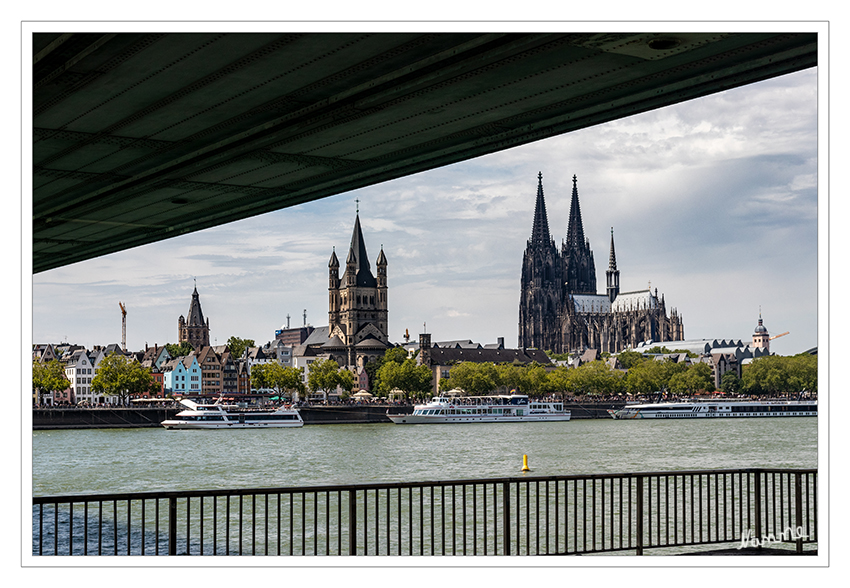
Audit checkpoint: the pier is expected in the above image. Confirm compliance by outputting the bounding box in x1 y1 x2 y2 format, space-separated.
32 467 817 556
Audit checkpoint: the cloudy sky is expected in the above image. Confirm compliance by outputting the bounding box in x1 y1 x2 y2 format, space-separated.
29 64 819 358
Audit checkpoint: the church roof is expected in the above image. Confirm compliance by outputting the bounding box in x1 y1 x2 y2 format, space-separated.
571 294 611 314
322 335 346 349
355 336 388 348
610 289 658 312
346 214 377 288
186 286 205 327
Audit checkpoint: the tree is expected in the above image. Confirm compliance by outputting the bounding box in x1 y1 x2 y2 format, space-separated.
546 365 575 395
365 347 409 393
441 362 499 395
165 341 194 357
32 359 69 404
624 357 687 395
377 358 432 399
720 370 741 395
742 354 817 396
91 353 155 405
615 350 646 369
568 360 624 395
227 337 255 359
668 363 715 395
307 359 354 398
251 363 304 398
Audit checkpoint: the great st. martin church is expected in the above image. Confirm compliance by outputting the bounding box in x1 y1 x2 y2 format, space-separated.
519 173 684 354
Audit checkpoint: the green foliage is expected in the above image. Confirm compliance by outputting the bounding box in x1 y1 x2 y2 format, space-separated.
742 354 817 395
642 346 698 358
622 356 691 395
615 350 646 369
251 363 304 397
91 353 155 404
668 362 715 394
377 358 432 399
32 359 69 397
165 342 194 357
363 346 409 394
442 362 499 395
720 371 741 395
307 359 354 395
227 337 255 359
567 360 625 395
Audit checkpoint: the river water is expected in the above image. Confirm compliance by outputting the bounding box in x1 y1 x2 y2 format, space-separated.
32 418 818 496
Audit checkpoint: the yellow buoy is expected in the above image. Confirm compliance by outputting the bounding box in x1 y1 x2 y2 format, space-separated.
522 454 531 472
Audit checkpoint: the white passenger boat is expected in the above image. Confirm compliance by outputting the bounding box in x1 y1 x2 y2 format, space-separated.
607 399 817 419
161 398 303 429
386 393 570 424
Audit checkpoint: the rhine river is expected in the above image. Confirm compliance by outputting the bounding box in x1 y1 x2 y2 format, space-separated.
32 417 817 496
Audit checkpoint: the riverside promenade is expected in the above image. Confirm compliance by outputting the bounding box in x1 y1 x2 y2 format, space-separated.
32 401 626 429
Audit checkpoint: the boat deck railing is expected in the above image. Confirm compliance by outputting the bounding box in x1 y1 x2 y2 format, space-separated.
32 467 816 556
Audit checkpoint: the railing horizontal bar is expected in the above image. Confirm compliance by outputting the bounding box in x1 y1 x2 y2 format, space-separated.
32 468 818 504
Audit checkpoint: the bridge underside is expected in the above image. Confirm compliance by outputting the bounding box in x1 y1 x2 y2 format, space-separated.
32 32 817 273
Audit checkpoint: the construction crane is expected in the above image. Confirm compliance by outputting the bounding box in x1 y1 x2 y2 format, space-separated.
770 331 789 341
119 302 127 351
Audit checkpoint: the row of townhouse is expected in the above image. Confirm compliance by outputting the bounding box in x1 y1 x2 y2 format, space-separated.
33 340 301 405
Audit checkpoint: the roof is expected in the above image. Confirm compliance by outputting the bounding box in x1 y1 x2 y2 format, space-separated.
423 347 552 366
435 340 480 349
610 289 657 312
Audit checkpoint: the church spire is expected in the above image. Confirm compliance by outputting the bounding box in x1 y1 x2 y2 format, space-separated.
607 227 618 271
530 172 552 244
346 212 376 288
565 175 586 248
606 227 620 303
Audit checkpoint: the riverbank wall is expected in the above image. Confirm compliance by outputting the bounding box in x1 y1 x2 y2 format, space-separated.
32 403 625 429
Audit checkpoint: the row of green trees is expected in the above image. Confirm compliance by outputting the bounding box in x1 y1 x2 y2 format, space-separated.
435 352 817 397
33 344 817 404
33 354 160 405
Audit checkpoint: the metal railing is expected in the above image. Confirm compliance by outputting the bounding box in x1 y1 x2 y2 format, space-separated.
32 468 816 556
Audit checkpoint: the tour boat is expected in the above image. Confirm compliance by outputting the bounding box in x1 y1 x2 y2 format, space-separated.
386 393 570 424
162 398 303 429
607 398 817 419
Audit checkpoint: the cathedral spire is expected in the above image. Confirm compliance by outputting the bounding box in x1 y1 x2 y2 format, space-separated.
606 227 620 303
565 175 586 248
530 172 552 244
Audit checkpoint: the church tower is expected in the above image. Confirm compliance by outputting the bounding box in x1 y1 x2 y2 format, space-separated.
178 284 210 350
518 172 564 351
328 208 389 367
563 175 597 295
606 228 620 303
752 310 770 352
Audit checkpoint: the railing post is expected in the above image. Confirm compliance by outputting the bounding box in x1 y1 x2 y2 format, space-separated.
502 482 510 556
795 473 803 554
753 471 762 551
636 475 644 555
348 489 357 555
168 496 177 556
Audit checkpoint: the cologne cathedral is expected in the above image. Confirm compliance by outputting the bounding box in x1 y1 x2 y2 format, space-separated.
518 173 684 355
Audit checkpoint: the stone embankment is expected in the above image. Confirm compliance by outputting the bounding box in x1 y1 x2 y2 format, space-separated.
32 403 626 429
